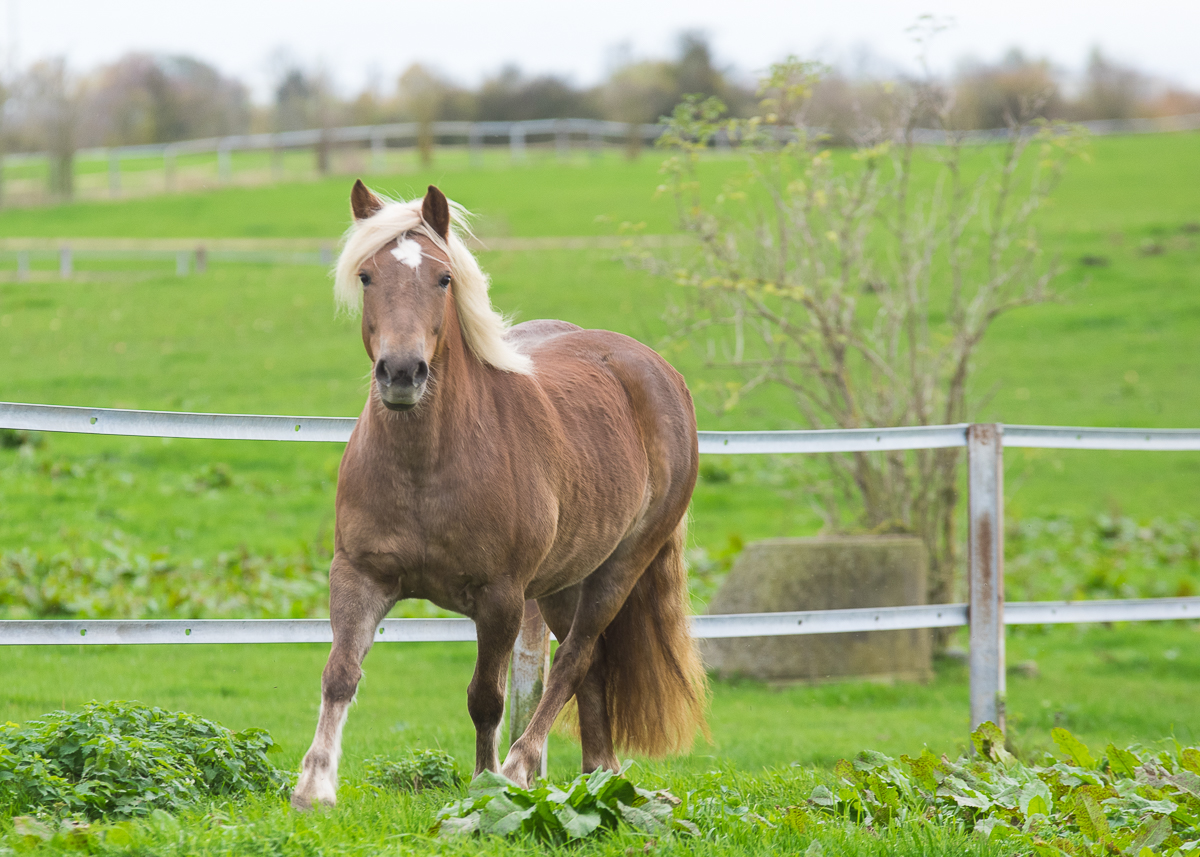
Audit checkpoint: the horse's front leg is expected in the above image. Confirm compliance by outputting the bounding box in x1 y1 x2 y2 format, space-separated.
292 556 394 810
468 584 526 776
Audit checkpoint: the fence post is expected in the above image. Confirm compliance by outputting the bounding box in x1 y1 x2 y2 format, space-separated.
59 244 72 280
510 124 526 164
371 128 386 173
555 119 569 160
968 423 1006 733
17 251 29 282
469 124 483 167
195 245 207 274
218 143 232 183
509 599 550 778
176 251 189 276
108 150 121 198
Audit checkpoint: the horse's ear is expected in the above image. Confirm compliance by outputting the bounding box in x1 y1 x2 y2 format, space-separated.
422 185 451 240
350 179 384 221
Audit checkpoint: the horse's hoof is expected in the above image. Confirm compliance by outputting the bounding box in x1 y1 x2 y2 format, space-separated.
500 759 534 789
290 787 336 811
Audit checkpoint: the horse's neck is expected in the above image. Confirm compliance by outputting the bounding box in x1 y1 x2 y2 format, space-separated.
364 295 483 466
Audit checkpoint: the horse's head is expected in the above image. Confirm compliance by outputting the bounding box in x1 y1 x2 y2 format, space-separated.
351 182 453 412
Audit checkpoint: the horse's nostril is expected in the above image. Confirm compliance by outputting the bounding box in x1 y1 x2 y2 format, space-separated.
375 360 391 385
414 360 429 385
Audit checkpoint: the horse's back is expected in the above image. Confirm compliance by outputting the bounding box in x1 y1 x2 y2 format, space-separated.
514 322 698 487
505 319 582 350
512 322 692 428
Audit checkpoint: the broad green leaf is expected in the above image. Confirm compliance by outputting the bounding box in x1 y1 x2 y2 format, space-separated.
468 769 516 797
809 784 836 807
1126 815 1171 854
435 812 481 837
480 793 537 836
555 803 602 839
617 799 667 834
1025 793 1049 817
1017 780 1053 817
783 806 811 833
1105 743 1142 778
1052 728 1097 769
1071 791 1110 842
1182 748 1200 775
901 749 943 792
584 767 614 797
972 722 1014 765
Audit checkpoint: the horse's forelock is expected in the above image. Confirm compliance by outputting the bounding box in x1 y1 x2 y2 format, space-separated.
333 193 533 375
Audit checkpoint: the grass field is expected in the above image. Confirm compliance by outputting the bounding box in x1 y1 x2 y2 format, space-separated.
2 621 1199 855
1 133 1199 853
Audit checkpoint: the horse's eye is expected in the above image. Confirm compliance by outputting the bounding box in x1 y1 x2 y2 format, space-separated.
358 272 371 287
438 273 451 288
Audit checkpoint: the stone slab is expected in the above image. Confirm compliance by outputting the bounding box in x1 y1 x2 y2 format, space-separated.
701 536 932 683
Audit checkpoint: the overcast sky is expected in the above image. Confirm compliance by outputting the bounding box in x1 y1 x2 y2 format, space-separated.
7 0 1200 100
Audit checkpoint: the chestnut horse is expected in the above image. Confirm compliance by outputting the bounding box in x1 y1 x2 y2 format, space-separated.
290 182 706 808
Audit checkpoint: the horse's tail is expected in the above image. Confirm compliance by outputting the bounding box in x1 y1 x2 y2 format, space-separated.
602 517 709 757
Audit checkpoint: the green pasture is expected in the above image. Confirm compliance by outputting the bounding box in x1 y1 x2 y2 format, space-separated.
0 131 1196 578
1 133 1199 854
1 620 1199 855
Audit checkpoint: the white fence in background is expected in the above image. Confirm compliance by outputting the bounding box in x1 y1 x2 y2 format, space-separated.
4 112 1199 201
2 400 1199 741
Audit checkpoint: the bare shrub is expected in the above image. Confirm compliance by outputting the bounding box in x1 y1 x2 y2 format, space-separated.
637 59 1085 619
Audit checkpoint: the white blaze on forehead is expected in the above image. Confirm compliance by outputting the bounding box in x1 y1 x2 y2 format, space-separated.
390 237 423 270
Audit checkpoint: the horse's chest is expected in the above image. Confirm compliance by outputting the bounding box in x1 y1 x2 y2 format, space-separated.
336 466 556 610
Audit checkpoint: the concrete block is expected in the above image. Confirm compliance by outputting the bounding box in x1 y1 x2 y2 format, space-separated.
701 536 932 683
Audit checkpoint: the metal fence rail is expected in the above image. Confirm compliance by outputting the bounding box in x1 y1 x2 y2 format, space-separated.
4 597 1199 647
5 402 1200 452
2 403 1200 453
3 400 1199 740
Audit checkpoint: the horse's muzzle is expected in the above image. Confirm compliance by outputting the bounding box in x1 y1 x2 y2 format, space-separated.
379 387 423 411
375 355 428 411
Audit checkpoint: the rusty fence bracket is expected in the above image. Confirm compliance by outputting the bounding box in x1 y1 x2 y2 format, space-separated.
968 423 1006 732
509 599 551 778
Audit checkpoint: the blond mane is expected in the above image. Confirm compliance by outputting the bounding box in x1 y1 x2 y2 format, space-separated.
333 193 533 375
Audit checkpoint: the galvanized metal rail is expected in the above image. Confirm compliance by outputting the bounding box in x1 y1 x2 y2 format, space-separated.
3 598 1197 647
4 403 1200 451
3 401 1199 740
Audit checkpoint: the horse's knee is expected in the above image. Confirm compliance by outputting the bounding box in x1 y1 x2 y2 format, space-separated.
322 659 362 704
467 678 505 730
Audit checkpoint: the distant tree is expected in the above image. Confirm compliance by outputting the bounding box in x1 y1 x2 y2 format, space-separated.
273 64 339 173
603 32 753 157
396 63 471 165
476 66 599 121
19 59 78 199
80 53 249 146
1074 48 1149 121
951 50 1066 130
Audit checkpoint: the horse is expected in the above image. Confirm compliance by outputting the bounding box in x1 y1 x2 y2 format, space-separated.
290 182 707 808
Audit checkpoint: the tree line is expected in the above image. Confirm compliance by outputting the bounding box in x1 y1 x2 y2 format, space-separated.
3 33 1197 157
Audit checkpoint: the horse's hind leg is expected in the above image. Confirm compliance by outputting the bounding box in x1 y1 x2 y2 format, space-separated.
537 586 619 775
292 557 394 810
503 540 661 787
